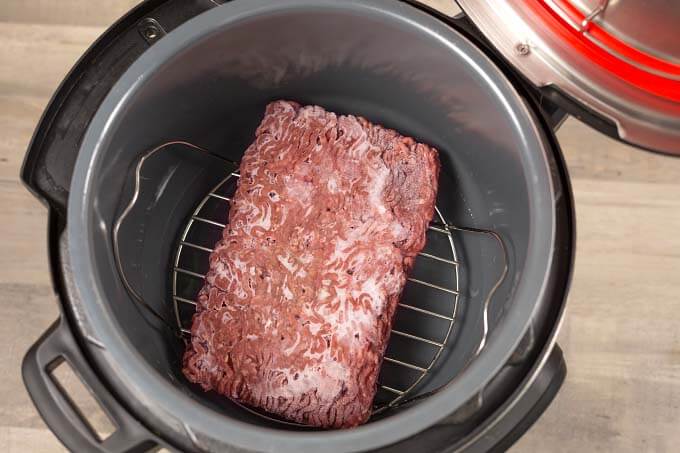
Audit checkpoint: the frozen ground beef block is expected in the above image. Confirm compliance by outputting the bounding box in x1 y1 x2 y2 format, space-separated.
183 100 439 428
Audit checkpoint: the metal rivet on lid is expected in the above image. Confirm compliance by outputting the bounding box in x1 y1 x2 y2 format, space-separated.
137 18 166 45
144 26 159 40
515 43 531 56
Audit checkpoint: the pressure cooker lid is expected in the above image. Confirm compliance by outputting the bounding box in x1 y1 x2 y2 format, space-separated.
457 0 680 155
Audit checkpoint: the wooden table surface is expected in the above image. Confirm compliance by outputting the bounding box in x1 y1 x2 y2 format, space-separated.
1 1 679 452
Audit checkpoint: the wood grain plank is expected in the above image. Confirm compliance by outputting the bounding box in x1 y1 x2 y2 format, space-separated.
557 117 680 184
0 94 42 182
514 177 680 453
0 23 103 99
0 285 59 429
0 21 110 452
420 0 462 16
0 23 104 183
571 179 680 258
0 426 67 453
0 0 138 27
0 0 462 28
1 181 50 285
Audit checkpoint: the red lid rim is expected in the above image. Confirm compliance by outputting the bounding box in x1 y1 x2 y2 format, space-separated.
528 0 680 102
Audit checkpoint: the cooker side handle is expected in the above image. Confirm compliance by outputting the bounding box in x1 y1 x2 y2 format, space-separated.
22 317 164 453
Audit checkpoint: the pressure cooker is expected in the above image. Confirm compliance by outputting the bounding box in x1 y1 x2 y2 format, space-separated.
20 1 679 452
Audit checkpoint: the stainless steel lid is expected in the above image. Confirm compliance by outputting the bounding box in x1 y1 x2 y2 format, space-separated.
570 0 680 65
457 0 680 155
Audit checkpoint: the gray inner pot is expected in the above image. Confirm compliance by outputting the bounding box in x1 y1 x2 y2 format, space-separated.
67 0 557 452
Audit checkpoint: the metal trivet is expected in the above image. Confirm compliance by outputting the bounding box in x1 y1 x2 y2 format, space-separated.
114 141 507 427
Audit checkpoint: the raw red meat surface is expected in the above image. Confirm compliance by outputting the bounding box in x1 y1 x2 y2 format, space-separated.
183 100 439 428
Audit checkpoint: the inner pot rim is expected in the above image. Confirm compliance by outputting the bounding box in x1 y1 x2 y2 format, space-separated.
66 0 558 451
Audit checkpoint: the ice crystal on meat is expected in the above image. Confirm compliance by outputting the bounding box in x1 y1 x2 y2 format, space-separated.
183 101 439 428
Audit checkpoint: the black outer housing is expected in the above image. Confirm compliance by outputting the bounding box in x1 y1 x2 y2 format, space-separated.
20 1 575 452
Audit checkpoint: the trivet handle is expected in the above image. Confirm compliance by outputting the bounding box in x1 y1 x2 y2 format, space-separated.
22 317 164 453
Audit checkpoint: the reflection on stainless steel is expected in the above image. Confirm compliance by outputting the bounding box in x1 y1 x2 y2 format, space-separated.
457 0 680 155
570 0 680 64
